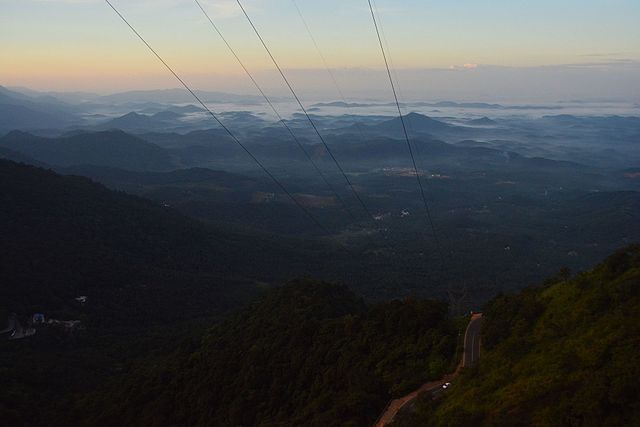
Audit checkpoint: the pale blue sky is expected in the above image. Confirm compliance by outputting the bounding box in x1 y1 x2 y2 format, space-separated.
1 0 639 99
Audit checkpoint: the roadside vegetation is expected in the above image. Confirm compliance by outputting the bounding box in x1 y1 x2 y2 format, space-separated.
393 245 640 426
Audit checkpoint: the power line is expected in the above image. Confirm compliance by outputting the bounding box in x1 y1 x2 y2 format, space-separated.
235 0 378 224
370 0 416 137
290 0 343 103
367 0 444 258
372 0 422 144
370 1 481 307
104 0 333 236
292 0 424 255
290 0 370 141
193 0 358 223
287 0 403 251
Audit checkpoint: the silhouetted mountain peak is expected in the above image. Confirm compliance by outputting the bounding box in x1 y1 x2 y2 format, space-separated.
542 114 579 121
152 110 182 120
405 112 431 120
3 129 35 139
469 116 497 126
375 112 450 133
121 111 145 119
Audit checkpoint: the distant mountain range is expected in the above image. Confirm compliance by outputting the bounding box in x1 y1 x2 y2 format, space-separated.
375 112 453 133
97 111 184 132
467 117 498 126
541 114 640 129
0 124 593 175
332 112 453 138
311 101 378 108
310 100 565 111
165 104 204 114
91 109 266 134
7 86 271 105
0 85 268 134
0 86 79 131
0 130 174 171
2 85 638 170
95 89 269 105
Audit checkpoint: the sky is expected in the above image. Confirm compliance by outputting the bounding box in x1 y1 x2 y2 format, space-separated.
1 0 639 101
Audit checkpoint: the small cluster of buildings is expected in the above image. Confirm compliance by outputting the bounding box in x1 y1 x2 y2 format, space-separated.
2 296 88 341
32 313 82 330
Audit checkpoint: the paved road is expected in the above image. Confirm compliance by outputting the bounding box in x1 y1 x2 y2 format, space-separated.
374 313 483 427
462 313 483 367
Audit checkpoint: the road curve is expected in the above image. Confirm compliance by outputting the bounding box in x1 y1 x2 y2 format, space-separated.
374 313 483 427
462 314 483 368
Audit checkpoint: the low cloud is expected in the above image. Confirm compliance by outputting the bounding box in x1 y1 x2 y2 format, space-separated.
579 52 625 58
448 63 479 71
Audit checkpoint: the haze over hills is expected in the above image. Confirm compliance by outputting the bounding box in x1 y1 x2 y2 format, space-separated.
0 130 174 171
0 159 377 329
1 84 637 285
2 158 636 425
93 88 269 105
6 86 269 106
1 102 637 301
372 112 452 134
3 0 640 423
0 82 638 427
1 159 257 326
0 86 79 130
467 117 498 126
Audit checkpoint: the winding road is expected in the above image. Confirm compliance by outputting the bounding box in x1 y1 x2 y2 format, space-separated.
462 313 483 368
374 313 483 427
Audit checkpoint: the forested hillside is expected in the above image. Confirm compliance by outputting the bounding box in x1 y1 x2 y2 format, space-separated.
393 245 640 426
1 152 637 427
68 280 457 427
0 159 354 328
0 159 345 426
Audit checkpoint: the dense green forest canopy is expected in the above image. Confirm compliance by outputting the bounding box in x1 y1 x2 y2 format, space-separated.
393 244 640 426
1 158 638 427
68 280 456 427
0 159 457 426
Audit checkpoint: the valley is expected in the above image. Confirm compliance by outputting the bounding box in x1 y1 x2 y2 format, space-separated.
0 84 638 426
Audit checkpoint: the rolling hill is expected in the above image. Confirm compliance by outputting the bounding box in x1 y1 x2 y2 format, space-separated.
393 245 640 426
0 159 349 426
341 113 453 137
0 130 175 171
0 159 343 328
96 111 190 132
66 280 457 427
0 159 253 327
0 86 80 131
